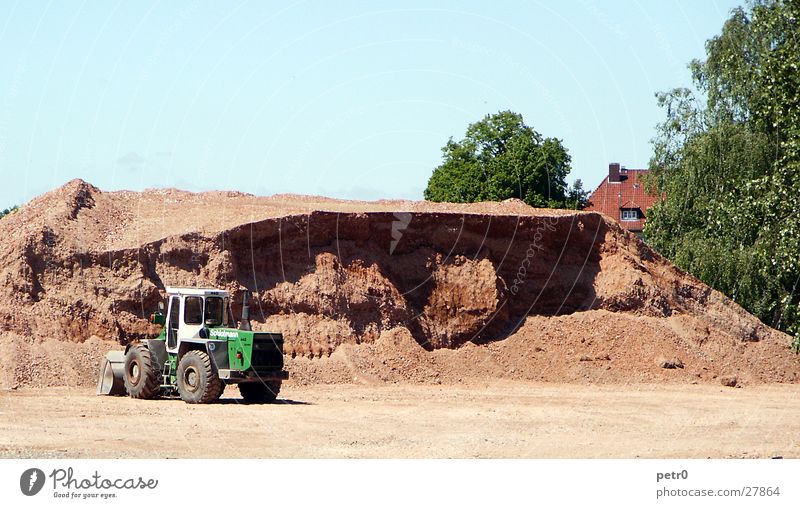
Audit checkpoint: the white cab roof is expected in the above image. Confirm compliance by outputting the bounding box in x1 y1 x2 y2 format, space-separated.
165 287 230 297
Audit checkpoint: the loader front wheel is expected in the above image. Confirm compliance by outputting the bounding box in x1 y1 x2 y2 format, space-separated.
176 350 222 404
123 343 160 399
239 380 281 403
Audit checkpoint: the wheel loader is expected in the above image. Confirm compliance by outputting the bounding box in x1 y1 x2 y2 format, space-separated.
97 287 288 404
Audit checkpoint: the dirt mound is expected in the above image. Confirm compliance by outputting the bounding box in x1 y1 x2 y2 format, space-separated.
0 333 117 389
0 179 797 388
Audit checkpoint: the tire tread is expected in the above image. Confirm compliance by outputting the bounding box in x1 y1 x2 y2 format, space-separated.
177 350 222 404
124 343 160 399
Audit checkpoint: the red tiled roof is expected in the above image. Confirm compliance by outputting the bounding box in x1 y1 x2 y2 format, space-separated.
584 169 661 232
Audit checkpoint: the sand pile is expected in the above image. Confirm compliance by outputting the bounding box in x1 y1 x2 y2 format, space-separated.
0 179 796 388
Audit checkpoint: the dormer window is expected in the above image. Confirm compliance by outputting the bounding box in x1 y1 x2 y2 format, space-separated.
621 209 639 221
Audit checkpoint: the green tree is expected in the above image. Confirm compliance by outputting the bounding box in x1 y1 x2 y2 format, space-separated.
424 111 578 208
0 205 17 219
644 0 800 349
565 179 589 210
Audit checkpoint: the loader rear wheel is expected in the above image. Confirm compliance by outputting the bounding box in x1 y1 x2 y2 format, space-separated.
123 343 160 399
176 350 222 404
239 380 281 403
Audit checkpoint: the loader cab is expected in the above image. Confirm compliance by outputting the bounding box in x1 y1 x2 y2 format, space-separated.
163 287 233 353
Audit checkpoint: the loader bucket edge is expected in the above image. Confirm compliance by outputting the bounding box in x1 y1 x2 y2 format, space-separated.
96 350 126 396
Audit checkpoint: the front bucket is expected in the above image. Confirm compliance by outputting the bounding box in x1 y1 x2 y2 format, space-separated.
96 351 126 396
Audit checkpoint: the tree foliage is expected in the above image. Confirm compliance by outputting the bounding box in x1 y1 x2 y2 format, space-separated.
0 206 17 219
644 0 800 349
424 111 586 209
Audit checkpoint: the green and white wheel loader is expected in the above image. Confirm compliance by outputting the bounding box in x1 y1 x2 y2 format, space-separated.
97 287 288 404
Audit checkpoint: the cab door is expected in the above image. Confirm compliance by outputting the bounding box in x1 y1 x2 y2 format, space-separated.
166 296 180 351
178 295 205 341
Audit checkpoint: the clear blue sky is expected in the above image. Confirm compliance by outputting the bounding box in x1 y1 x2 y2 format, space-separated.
0 0 742 210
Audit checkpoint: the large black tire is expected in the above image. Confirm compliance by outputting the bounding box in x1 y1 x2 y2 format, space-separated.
123 343 161 399
239 380 281 403
176 350 222 404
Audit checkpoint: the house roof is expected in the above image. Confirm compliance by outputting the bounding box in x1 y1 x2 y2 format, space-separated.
584 168 661 232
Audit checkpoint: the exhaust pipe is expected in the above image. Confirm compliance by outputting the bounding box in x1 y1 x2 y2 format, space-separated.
239 290 252 331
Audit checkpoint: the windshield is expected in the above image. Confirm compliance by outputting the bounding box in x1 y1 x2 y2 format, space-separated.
185 297 203 325
205 297 225 326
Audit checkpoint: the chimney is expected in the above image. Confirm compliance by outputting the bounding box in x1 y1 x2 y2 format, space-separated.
608 163 621 183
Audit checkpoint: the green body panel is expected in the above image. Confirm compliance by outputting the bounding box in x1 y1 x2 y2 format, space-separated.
208 328 284 372
209 328 260 371
228 331 252 371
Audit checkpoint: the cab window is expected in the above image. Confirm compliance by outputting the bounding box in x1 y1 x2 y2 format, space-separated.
184 296 203 325
205 297 225 326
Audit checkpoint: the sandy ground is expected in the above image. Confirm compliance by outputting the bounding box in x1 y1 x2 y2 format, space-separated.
1 382 798 459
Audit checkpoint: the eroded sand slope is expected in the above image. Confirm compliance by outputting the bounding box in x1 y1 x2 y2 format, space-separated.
0 179 796 388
